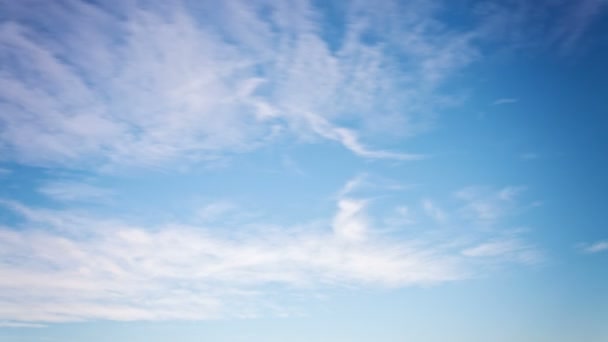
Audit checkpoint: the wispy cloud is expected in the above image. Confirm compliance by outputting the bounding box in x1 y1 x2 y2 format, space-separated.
336 173 368 198
462 239 541 264
336 173 414 199
455 186 526 225
0 176 542 324
492 98 518 105
474 0 607 54
38 181 113 202
281 155 305 176
196 201 237 222
579 240 608 254
552 0 607 53
0 198 466 323
332 199 369 242
383 206 417 228
422 199 447 223
0 0 480 169
0 321 46 328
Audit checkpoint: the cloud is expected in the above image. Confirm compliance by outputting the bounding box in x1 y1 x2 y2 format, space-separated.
0 172 542 324
0 1 547 326
553 0 607 53
462 240 519 257
332 199 369 241
498 186 526 201
281 155 305 176
336 173 414 199
336 173 368 198
38 181 113 202
0 321 46 328
384 206 417 227
302 112 426 161
580 240 608 254
422 199 447 223
474 0 607 54
0 199 466 323
492 98 518 105
196 201 236 222
0 0 480 169
461 239 541 264
455 186 526 225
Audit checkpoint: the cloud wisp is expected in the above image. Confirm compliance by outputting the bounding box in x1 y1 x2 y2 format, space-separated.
579 240 608 254
492 98 518 105
38 181 113 203
0 0 479 169
455 186 526 225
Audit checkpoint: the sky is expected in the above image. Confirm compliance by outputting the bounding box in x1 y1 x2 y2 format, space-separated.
0 0 607 341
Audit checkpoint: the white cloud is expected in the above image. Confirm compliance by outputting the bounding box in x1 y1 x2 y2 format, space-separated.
38 181 113 202
462 239 542 266
0 199 466 323
0 173 542 324
462 241 515 257
0 0 479 169
498 186 526 201
302 111 426 161
332 199 369 241
197 201 236 222
336 173 368 198
336 173 414 199
580 240 608 254
0 321 46 328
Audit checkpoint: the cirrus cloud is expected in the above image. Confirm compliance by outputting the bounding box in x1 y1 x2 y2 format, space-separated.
0 0 480 170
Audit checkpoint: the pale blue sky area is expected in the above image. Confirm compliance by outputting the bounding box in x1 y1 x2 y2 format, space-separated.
0 0 607 341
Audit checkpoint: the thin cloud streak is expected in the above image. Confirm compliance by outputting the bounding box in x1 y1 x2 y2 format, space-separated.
38 181 113 202
580 240 608 254
493 98 518 105
462 239 541 264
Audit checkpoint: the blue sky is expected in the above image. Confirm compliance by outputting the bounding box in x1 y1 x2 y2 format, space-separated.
0 0 607 341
